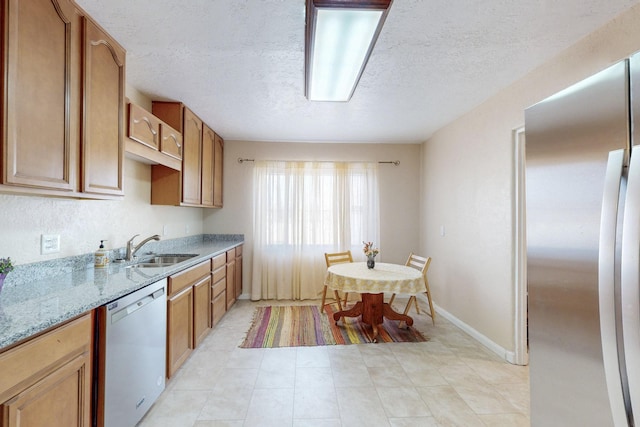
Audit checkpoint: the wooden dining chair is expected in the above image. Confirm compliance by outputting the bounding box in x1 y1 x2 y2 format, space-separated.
389 253 435 324
322 250 353 312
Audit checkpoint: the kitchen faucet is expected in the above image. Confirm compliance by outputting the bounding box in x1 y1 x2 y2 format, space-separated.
126 234 161 261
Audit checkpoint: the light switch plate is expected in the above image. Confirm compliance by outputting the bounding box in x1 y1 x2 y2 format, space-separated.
41 234 60 254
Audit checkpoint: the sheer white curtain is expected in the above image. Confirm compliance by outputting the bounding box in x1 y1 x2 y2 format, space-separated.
251 161 380 300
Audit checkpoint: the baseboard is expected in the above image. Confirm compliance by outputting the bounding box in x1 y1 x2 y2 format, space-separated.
238 293 250 300
434 303 519 365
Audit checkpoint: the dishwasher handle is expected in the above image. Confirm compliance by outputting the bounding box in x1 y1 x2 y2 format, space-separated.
110 287 165 325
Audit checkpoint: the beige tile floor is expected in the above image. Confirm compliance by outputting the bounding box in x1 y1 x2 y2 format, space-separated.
138 298 530 427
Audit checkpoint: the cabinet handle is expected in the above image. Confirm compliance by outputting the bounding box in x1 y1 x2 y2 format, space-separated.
134 116 158 144
165 133 181 149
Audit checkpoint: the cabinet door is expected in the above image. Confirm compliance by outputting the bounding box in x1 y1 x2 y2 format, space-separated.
181 108 202 205
3 0 80 191
213 133 224 208
201 124 215 206
226 257 236 310
128 103 159 150
212 290 226 327
193 275 211 347
159 123 182 160
235 251 243 299
0 313 92 427
81 16 125 196
167 287 193 378
2 353 90 427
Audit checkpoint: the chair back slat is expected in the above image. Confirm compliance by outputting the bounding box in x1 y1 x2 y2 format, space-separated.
405 252 431 277
325 250 353 267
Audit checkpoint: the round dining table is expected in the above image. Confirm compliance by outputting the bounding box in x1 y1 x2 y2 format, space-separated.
324 262 425 342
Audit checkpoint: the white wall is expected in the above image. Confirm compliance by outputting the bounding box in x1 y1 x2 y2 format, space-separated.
0 158 204 264
0 86 203 265
421 4 640 353
204 140 422 290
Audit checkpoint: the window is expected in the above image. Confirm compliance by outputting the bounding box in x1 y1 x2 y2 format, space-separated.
251 161 380 300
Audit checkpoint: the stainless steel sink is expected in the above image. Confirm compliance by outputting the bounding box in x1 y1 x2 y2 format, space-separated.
147 254 197 264
126 254 197 269
127 262 173 268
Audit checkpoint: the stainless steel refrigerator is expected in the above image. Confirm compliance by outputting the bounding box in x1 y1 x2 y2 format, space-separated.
525 55 640 426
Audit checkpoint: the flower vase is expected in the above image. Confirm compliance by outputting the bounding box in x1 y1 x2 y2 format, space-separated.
367 255 376 269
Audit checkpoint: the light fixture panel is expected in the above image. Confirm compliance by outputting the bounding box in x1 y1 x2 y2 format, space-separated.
305 0 392 102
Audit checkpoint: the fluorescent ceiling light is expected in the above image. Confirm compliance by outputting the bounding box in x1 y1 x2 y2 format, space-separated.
305 0 393 102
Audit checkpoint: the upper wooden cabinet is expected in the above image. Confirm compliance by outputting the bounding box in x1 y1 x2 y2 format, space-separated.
213 132 224 208
151 102 223 208
81 16 125 197
2 0 81 192
181 107 203 205
202 124 215 207
128 103 160 150
0 0 126 199
160 122 182 160
125 102 182 170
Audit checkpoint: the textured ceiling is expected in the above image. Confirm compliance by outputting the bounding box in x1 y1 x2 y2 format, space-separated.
76 0 639 143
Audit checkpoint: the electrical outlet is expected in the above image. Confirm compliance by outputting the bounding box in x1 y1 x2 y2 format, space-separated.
41 234 60 254
163 225 168 236
185 225 190 234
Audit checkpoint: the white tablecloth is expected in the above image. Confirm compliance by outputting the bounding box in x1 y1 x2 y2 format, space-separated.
325 262 425 294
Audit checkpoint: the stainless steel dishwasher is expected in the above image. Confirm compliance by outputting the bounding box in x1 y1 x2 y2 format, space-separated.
98 279 167 427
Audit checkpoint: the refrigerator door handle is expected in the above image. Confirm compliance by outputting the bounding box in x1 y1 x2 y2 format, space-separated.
622 149 640 422
599 149 628 426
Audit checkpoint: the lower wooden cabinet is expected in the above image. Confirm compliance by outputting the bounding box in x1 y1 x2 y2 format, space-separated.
226 249 236 310
167 286 193 378
212 286 226 327
193 275 212 347
211 253 227 327
0 313 93 427
3 353 89 427
235 244 243 299
166 260 211 378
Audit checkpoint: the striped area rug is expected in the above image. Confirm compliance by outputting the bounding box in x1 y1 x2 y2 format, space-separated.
240 304 428 348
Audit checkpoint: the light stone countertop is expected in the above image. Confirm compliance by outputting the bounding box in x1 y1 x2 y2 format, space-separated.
0 234 243 351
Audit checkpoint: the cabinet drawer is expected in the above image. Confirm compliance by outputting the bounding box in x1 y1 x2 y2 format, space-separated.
212 291 226 327
128 103 160 150
168 260 210 296
211 253 227 270
212 277 226 298
235 245 243 256
0 313 92 398
226 248 235 260
212 265 226 284
212 253 226 270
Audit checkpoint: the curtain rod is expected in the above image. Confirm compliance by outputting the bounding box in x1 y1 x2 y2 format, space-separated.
237 158 400 166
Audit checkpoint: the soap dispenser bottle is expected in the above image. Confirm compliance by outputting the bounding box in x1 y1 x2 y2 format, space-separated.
95 240 109 268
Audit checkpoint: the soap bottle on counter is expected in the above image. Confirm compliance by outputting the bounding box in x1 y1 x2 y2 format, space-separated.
95 240 109 268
